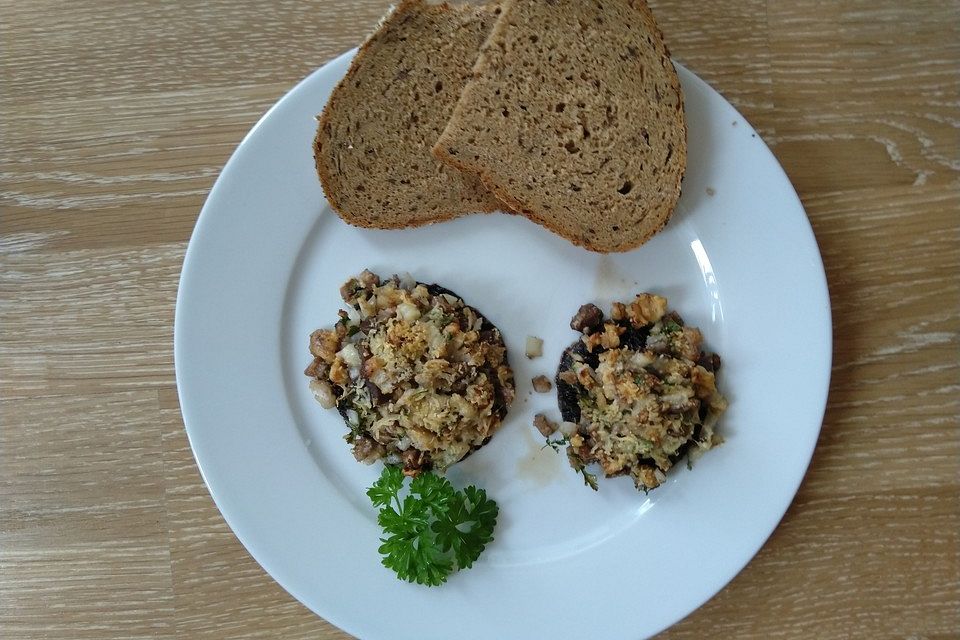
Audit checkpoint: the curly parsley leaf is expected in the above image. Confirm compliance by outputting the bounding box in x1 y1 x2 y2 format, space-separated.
409 471 455 515
431 485 498 570
366 464 404 509
368 466 498 586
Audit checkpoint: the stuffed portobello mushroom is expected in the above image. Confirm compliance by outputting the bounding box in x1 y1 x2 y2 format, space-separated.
305 270 515 476
556 294 727 492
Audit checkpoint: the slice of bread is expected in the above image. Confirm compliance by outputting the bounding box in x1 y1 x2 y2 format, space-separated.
433 0 686 252
314 0 505 228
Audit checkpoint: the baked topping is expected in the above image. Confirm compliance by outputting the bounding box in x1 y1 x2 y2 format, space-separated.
305 270 515 475
555 294 727 492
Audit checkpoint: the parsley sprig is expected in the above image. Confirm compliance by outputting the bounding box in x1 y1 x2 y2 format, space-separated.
366 466 498 586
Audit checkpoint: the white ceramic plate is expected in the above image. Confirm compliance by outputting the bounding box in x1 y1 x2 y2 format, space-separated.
175 49 831 640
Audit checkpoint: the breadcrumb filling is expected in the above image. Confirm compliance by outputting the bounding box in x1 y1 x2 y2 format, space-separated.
305 270 515 475
557 294 727 491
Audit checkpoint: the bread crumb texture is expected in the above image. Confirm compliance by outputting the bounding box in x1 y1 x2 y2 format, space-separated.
435 0 687 252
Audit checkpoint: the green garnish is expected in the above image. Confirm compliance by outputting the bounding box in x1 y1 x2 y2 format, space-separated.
341 413 365 443
544 436 600 491
366 466 498 586
338 385 371 442
662 319 682 334
542 435 570 451
579 467 599 491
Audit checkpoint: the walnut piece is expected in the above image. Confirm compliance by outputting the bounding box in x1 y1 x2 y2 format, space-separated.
570 303 604 334
626 293 668 327
532 375 553 393
533 413 557 437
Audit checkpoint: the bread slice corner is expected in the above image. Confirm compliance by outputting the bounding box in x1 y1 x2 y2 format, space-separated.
314 0 506 229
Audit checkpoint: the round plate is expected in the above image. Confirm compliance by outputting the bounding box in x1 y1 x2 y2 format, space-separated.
175 49 831 640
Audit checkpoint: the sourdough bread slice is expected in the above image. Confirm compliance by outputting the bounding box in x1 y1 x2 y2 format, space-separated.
314 0 504 228
433 0 687 252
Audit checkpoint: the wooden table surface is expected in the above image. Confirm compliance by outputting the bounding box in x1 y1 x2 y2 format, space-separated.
2 0 958 638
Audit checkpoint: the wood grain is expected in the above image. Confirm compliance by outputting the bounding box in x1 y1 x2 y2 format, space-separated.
1 0 958 638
